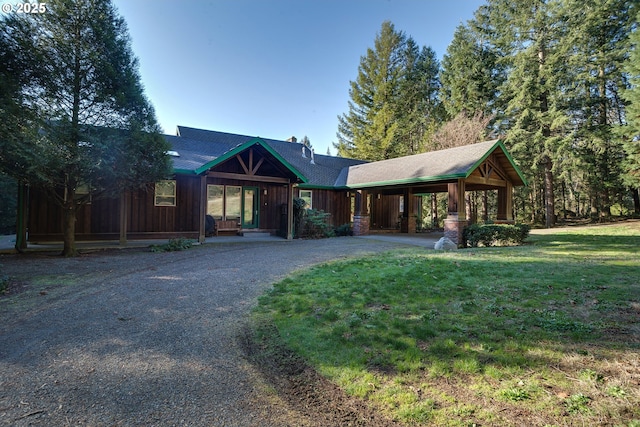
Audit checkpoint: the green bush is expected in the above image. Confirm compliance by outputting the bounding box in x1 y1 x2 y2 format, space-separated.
463 223 530 247
0 274 8 294
292 197 307 238
150 238 195 252
335 223 353 236
303 209 335 238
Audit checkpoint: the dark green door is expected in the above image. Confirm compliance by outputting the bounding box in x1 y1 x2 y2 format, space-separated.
242 187 259 229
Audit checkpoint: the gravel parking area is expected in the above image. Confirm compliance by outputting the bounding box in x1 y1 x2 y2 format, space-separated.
0 237 410 426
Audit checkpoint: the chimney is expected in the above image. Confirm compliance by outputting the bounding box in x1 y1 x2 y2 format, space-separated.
310 148 315 165
287 136 297 143
301 145 307 158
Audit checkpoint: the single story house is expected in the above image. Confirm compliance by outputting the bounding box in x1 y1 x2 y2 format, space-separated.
25 126 526 245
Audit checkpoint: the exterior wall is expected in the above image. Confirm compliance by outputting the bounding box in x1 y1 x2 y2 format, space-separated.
28 174 203 241
369 194 420 231
298 188 353 227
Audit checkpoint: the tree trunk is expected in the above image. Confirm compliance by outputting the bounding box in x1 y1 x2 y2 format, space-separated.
544 155 555 228
632 187 640 214
482 190 488 223
431 193 438 228
61 185 77 257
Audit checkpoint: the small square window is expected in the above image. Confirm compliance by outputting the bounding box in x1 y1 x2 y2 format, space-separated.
155 180 176 206
299 190 312 209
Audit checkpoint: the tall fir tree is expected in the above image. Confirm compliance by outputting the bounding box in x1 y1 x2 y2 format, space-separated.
440 23 504 119
335 21 407 161
335 21 441 161
0 0 171 256
621 9 640 213
562 0 638 217
477 0 568 226
396 39 442 155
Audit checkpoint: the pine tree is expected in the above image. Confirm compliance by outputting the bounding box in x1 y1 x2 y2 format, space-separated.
440 23 504 119
396 40 442 155
621 9 640 213
335 21 407 161
562 0 637 217
477 0 567 227
0 0 171 256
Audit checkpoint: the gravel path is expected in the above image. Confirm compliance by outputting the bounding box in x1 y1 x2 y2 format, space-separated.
0 237 407 426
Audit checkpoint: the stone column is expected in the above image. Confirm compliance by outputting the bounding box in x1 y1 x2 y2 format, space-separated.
445 179 467 246
352 190 370 236
353 214 370 236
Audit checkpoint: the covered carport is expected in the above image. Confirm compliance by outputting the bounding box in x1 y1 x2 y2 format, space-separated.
339 140 527 245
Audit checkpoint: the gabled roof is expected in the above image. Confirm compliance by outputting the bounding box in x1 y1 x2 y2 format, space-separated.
171 126 366 187
336 140 526 188
166 127 526 189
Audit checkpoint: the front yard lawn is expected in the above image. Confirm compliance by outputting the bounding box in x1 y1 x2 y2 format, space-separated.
253 221 640 426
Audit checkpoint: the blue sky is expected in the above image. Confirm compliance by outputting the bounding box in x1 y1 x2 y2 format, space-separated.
113 0 486 156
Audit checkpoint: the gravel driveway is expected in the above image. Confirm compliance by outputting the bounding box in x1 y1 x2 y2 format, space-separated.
0 237 407 426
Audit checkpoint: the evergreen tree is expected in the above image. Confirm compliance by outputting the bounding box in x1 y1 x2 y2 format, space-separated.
335 21 407 161
563 0 637 217
0 0 171 256
477 0 568 227
396 40 442 155
335 21 443 161
440 23 504 119
621 9 640 213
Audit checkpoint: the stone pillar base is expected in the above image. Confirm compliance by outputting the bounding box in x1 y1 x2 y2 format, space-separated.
400 216 417 234
353 214 370 236
444 215 468 246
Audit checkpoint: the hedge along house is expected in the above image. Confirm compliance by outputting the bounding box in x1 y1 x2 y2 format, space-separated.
25 126 526 245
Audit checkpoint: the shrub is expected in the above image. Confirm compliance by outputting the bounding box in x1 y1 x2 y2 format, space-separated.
303 209 335 238
463 223 530 247
335 223 353 236
150 238 194 252
0 274 8 294
293 197 307 238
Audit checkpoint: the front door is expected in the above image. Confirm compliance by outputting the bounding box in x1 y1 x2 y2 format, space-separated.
242 187 259 229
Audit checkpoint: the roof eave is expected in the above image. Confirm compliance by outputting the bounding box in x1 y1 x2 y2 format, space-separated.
193 138 308 183
466 140 528 186
345 173 467 189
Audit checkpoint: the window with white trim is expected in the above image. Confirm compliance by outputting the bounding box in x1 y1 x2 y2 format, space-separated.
155 180 176 206
299 190 312 209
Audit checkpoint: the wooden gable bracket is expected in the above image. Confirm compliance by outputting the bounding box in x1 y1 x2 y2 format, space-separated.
235 148 265 176
466 154 509 187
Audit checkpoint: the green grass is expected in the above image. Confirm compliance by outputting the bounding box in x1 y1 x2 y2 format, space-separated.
253 221 640 426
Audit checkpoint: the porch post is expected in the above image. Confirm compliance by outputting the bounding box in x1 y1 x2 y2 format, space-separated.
15 182 27 252
497 182 514 222
119 191 128 246
198 175 207 243
401 188 416 234
352 189 370 236
286 183 294 240
444 179 468 246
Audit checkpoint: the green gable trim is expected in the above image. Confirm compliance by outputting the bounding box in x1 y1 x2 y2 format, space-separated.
344 173 466 189
298 184 344 190
466 140 528 186
173 168 197 175
193 138 307 182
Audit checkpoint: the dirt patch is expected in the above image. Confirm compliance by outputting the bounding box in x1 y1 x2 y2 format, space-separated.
240 323 402 427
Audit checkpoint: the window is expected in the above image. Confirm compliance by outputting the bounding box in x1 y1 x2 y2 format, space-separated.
207 185 224 220
225 185 241 221
299 190 312 209
155 180 176 206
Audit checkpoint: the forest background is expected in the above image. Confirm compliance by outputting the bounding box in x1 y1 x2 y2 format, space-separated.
2 0 639 233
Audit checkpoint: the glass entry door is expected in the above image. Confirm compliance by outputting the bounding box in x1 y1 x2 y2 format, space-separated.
242 187 259 229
